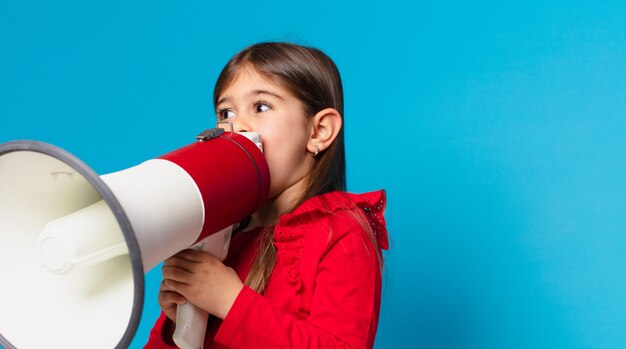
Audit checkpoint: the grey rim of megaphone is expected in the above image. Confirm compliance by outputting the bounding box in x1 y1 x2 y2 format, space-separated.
0 140 144 349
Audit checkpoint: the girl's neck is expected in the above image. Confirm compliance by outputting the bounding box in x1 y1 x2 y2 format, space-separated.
247 176 308 230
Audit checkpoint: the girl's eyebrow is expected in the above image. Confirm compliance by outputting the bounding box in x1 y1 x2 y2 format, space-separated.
216 96 230 108
216 89 285 108
250 89 285 101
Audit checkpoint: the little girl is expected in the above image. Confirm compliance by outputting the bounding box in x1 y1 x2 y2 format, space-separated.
144 42 389 349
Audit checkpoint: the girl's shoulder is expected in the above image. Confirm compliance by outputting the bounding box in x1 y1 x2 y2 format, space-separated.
273 190 389 288
275 190 389 250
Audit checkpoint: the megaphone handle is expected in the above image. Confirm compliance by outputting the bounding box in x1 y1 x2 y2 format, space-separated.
172 225 234 349
173 302 209 349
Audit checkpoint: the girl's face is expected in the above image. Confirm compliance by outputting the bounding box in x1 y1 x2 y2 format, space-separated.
215 65 313 202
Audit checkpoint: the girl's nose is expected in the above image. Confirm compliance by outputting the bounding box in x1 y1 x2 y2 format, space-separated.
232 115 252 133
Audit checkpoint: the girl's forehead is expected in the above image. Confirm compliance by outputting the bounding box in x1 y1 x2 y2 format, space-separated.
220 64 291 98
229 65 276 87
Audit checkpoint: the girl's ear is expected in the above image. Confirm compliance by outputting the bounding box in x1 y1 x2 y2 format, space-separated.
307 108 342 154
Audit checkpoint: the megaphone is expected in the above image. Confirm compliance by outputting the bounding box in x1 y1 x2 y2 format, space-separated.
0 128 270 349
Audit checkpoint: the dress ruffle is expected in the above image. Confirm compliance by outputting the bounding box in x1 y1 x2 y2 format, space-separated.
273 190 389 288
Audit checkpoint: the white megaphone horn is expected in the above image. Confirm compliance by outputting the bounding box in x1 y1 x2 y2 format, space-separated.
0 127 270 349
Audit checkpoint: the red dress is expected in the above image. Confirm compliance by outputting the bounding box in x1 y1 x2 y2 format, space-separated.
144 190 389 349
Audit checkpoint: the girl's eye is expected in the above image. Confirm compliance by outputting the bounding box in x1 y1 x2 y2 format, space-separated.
255 102 271 113
218 109 236 120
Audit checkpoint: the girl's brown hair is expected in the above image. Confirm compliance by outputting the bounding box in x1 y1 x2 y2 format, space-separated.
213 42 346 293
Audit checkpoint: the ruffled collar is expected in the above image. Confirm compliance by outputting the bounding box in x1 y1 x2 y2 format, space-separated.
278 190 389 250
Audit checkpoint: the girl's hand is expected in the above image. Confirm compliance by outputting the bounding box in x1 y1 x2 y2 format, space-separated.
161 249 244 319
158 276 188 322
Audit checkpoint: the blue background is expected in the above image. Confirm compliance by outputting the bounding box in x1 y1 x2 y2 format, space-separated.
1 1 625 348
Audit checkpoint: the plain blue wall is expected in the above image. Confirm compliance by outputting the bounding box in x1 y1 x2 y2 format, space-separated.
1 1 625 348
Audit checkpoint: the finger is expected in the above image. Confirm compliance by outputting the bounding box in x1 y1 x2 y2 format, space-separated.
175 249 216 263
162 265 193 285
163 252 210 273
159 279 182 293
163 278 190 295
159 289 187 306
162 258 196 274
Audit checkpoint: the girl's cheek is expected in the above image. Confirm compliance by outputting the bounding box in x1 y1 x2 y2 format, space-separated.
265 154 288 192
